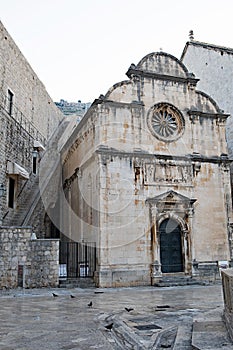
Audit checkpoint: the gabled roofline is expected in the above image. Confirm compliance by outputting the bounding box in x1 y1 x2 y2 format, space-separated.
181 40 233 61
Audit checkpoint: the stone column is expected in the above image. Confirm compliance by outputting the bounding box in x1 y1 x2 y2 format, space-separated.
189 113 199 152
220 159 233 262
187 207 197 276
150 206 162 283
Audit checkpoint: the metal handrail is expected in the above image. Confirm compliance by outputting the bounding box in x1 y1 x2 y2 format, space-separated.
0 91 46 146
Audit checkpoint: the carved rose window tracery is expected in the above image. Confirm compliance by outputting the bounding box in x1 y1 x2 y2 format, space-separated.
147 103 185 142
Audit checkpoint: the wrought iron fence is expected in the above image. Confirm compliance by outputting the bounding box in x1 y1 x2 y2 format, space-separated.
59 241 96 278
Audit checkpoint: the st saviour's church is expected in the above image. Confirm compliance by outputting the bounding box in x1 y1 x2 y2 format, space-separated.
61 51 232 287
0 19 232 288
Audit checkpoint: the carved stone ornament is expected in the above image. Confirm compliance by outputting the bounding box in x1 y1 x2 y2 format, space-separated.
147 102 185 142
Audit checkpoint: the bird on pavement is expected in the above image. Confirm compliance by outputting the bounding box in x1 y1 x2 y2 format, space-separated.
105 322 113 331
52 293 58 297
88 301 93 307
156 305 170 309
125 307 134 312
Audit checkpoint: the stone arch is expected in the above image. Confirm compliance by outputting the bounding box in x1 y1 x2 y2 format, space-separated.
157 212 190 274
157 212 188 235
137 51 189 78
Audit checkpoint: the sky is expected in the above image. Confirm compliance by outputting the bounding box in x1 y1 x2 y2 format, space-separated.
1 0 233 104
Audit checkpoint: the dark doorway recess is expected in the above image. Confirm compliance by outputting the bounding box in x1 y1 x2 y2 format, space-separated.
8 177 15 208
160 218 183 273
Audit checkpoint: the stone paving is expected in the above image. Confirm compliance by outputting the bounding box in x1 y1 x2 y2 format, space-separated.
0 283 232 349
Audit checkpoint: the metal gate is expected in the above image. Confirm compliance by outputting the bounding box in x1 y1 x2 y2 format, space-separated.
160 218 183 273
59 241 96 278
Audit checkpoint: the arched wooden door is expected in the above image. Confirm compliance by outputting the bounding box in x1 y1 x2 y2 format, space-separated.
159 218 184 273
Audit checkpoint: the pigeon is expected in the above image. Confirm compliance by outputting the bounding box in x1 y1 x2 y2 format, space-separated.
160 344 172 348
156 305 170 309
125 307 134 312
70 295 75 298
88 301 93 307
105 322 113 331
52 293 58 297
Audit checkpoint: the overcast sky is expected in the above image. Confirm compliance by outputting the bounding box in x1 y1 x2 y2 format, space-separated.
1 0 233 103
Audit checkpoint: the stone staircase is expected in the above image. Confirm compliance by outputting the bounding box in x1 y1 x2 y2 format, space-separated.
4 117 71 227
59 277 96 289
5 174 40 226
153 275 206 287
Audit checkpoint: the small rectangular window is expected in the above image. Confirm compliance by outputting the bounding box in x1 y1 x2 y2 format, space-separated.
32 155 37 174
8 177 15 208
7 89 13 116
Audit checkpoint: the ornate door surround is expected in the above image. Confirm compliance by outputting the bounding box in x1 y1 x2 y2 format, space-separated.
146 190 196 277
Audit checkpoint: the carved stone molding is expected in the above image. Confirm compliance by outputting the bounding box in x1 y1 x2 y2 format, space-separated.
144 160 193 187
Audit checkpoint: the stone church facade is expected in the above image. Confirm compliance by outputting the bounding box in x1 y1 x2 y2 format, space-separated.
1 19 233 289
61 52 232 287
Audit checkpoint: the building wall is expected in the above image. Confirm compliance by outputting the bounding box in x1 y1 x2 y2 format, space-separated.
222 269 233 342
181 41 233 158
62 52 232 287
0 21 64 229
0 21 63 139
0 227 59 289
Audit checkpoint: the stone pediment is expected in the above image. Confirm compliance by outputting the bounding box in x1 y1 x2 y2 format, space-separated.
146 190 196 207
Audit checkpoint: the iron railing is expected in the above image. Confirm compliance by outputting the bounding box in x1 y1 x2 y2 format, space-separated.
59 241 96 278
0 91 46 145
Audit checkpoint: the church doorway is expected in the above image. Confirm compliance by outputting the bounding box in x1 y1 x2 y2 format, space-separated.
159 218 184 273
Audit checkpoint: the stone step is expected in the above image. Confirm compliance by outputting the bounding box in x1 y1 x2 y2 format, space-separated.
173 323 193 349
5 120 69 227
7 176 40 226
59 278 96 289
191 320 233 349
153 276 205 287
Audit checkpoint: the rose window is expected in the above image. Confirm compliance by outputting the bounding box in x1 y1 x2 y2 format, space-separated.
147 103 185 142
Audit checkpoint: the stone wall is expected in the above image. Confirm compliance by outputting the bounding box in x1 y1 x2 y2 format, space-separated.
0 20 63 139
181 41 233 159
0 20 64 231
0 226 59 289
222 269 233 341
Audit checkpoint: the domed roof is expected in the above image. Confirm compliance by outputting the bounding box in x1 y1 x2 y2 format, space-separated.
132 52 190 79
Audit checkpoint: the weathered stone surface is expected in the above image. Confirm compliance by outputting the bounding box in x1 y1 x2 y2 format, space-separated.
0 20 64 233
61 51 232 287
222 269 233 342
181 41 233 159
0 284 229 350
0 227 59 289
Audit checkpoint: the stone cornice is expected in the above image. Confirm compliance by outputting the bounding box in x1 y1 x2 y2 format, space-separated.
187 110 230 119
126 67 199 85
92 97 144 108
96 147 232 164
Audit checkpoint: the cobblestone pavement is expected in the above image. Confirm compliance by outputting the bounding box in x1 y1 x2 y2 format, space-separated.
0 283 232 349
